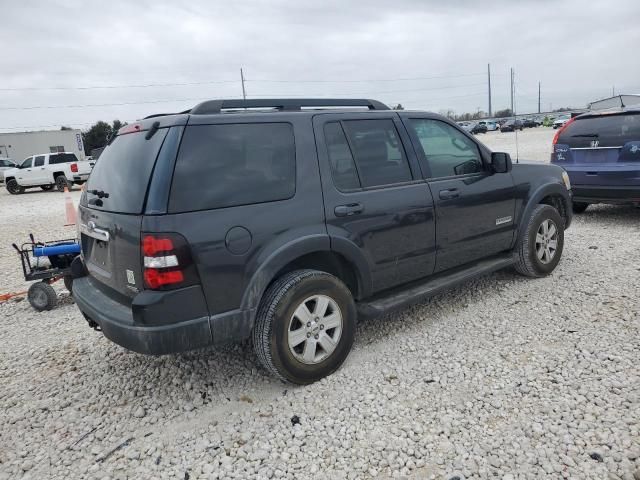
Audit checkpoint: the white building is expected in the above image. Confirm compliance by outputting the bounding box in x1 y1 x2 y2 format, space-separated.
588 94 640 111
0 129 85 163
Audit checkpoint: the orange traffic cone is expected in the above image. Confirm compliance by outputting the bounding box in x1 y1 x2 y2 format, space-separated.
64 185 77 226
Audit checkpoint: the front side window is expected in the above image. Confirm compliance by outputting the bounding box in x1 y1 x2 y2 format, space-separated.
21 157 32 168
170 123 296 212
34 155 45 167
409 119 483 178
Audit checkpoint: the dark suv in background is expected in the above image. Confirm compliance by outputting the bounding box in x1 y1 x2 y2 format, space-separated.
551 107 640 212
73 98 572 384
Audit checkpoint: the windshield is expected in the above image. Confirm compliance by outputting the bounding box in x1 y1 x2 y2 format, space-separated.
83 129 168 214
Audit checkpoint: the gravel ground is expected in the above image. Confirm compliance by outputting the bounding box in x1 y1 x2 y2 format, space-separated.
1 128 639 479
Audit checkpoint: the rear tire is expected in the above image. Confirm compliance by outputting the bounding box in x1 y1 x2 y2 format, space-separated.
28 282 58 311
6 179 24 195
572 202 589 214
252 269 356 384
514 204 565 278
41 185 54 191
55 176 69 192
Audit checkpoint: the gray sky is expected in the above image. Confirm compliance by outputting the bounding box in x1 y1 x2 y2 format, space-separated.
1 0 638 132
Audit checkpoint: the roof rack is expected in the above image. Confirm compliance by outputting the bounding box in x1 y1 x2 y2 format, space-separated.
189 98 389 114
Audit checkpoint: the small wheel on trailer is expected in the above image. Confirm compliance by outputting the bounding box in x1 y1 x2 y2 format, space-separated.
41 185 54 191
28 281 58 311
63 275 73 293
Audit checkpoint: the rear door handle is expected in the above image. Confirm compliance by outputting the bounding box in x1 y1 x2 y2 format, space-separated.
335 203 364 217
439 188 460 200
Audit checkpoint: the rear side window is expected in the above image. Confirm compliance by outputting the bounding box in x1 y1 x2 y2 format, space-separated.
169 123 296 212
324 122 360 191
326 119 412 189
49 153 78 164
559 113 640 147
84 129 168 214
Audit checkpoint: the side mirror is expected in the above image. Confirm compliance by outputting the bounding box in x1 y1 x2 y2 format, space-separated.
491 152 512 173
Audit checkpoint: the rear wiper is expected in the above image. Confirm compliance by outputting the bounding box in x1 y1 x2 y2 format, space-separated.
571 134 598 137
87 189 110 199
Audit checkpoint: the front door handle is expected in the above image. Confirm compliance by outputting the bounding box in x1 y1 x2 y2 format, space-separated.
439 188 460 200
335 203 364 217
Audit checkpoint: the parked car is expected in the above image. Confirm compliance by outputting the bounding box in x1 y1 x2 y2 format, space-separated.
72 98 572 384
553 115 571 129
551 107 640 212
521 118 537 128
484 121 499 131
500 119 524 132
3 152 95 194
471 122 488 134
457 121 473 132
0 158 16 183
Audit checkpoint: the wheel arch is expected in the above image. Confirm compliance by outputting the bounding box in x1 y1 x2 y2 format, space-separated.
240 236 372 312
515 183 571 245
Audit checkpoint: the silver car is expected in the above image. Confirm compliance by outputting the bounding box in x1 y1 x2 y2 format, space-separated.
0 158 16 183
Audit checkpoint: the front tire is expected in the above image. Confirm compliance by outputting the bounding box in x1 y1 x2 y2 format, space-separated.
253 270 356 384
6 179 24 194
514 204 565 277
572 202 589 214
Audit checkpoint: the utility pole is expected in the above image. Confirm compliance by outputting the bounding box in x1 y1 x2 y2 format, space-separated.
487 63 492 117
612 85 615 97
510 68 514 115
538 81 541 114
240 68 247 100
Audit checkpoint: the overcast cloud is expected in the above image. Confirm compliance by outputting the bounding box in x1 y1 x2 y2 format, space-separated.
1 0 638 132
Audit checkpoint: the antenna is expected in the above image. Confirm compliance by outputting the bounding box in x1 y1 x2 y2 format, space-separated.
240 68 247 101
513 68 519 163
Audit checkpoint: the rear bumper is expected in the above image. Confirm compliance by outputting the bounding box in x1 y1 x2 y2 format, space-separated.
572 185 640 204
73 276 255 355
73 174 89 182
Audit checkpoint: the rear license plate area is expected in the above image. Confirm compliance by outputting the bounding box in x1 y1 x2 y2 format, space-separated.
87 239 111 273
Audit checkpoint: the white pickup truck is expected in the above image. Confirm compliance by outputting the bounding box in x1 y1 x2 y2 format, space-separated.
3 152 95 194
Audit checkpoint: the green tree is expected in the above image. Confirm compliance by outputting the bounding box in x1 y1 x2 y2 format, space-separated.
81 120 127 155
494 108 513 118
393 103 404 110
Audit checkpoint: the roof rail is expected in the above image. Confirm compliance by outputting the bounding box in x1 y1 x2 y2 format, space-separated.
189 98 389 114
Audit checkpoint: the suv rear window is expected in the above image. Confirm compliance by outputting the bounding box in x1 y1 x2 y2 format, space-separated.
558 113 640 147
84 129 168 213
49 153 79 164
169 123 296 212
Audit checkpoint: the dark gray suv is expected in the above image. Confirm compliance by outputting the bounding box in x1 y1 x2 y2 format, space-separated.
73 98 572 384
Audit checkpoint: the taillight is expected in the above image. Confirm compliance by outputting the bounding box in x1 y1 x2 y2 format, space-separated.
70 163 78 173
552 117 576 146
141 233 198 290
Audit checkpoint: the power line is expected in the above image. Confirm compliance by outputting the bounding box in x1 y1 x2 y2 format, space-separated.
0 80 239 92
0 83 489 111
0 71 491 92
246 72 488 83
